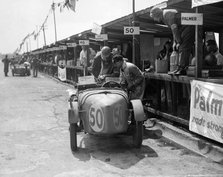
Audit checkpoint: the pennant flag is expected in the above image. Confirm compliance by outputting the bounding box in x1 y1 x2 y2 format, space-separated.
64 0 78 12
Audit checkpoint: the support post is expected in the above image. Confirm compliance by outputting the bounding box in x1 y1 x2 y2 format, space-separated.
132 0 141 68
219 29 223 54
42 25 47 47
36 26 39 48
52 2 58 43
195 7 203 78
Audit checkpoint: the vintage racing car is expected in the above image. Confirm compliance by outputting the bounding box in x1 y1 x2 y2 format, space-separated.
11 62 31 76
68 76 145 152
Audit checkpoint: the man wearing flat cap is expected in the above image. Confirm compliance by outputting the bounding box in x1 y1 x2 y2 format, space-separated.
112 54 145 100
150 7 195 75
91 46 116 79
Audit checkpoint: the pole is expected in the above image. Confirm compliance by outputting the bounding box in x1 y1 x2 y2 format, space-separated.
42 25 47 46
132 0 136 65
195 7 203 78
29 35 31 52
36 26 39 49
52 2 57 42
26 42 29 53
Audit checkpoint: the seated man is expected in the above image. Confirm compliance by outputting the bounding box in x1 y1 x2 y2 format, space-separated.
206 40 223 66
112 54 145 100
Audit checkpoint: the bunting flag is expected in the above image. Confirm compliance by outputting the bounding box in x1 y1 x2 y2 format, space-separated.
30 30 35 36
13 48 19 54
22 34 30 43
59 0 78 12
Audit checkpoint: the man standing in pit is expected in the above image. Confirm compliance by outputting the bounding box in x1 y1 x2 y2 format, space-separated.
112 54 145 100
150 7 195 75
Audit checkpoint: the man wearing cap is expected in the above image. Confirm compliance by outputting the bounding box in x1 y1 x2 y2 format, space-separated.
150 7 195 75
91 46 115 79
112 54 145 100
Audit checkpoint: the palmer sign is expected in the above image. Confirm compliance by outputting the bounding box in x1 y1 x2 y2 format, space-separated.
190 80 223 144
181 13 203 25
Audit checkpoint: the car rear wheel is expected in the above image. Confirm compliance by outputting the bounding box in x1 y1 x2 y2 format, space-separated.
69 123 78 152
132 121 143 148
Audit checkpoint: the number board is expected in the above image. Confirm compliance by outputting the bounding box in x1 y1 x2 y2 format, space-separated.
89 105 104 132
124 27 140 35
113 104 124 130
79 40 89 46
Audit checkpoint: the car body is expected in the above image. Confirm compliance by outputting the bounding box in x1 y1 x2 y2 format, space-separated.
11 62 31 76
68 76 145 152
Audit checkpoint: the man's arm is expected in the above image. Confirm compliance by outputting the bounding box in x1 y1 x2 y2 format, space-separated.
91 56 101 78
128 66 144 90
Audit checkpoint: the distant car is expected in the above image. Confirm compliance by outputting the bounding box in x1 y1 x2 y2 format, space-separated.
11 62 31 76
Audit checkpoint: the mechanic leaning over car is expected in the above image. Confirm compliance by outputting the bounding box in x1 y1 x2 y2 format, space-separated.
112 54 145 100
91 46 119 80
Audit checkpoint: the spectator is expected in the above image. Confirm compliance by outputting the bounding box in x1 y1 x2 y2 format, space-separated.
2 55 10 77
204 53 217 66
150 7 195 75
112 54 145 100
80 45 90 76
32 55 39 77
206 39 223 66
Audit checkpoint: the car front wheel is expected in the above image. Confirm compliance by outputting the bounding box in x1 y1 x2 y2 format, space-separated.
69 123 78 152
132 121 143 148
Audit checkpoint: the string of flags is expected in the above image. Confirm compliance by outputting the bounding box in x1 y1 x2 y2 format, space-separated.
15 0 78 53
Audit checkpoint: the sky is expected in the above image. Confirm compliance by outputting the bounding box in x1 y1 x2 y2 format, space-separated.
0 0 164 54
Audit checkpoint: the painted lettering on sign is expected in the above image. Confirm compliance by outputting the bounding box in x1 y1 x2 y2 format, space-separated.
181 13 203 25
190 80 223 143
89 105 104 132
113 104 124 130
124 27 140 35
182 17 197 21
193 86 223 116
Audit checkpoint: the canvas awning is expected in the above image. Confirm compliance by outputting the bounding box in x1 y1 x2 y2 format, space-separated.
192 0 223 8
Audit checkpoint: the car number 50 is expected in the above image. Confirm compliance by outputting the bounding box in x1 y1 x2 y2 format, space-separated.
89 105 104 132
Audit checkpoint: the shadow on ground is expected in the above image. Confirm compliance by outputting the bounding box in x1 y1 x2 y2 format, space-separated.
71 128 163 169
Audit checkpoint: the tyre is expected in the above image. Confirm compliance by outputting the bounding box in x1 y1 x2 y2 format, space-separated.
70 123 78 152
132 121 143 148
27 70 31 76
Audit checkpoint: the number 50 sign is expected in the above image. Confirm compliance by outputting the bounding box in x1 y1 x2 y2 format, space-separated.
124 26 140 35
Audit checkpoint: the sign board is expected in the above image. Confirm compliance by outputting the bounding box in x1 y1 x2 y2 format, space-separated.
95 34 108 41
59 45 67 50
91 23 102 35
79 40 89 46
124 27 140 35
58 66 66 81
190 80 223 144
78 75 96 85
67 43 77 47
181 13 203 25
